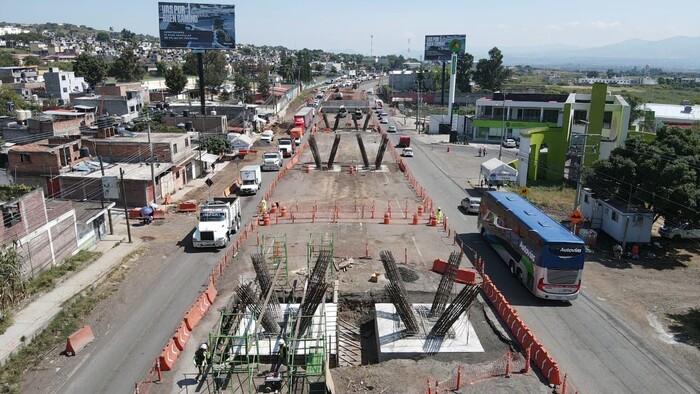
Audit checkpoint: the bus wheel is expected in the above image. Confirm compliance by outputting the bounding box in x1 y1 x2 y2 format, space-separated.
509 261 516 277
516 268 524 284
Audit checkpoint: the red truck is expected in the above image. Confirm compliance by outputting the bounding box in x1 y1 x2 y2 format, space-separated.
398 136 411 147
291 107 315 145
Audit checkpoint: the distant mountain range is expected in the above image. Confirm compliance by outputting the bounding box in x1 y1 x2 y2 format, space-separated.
470 36 700 71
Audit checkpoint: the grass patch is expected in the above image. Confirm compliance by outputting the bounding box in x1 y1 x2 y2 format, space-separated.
0 248 144 394
0 312 13 335
506 182 576 221
26 250 101 296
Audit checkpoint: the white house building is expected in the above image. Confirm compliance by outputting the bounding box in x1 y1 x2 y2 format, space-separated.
579 188 654 244
44 67 87 103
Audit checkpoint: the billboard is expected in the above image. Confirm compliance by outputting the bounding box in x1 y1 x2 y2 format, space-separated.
424 35 466 61
158 2 235 49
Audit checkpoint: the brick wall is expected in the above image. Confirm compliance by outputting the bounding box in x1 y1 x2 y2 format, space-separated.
7 151 61 176
49 212 78 265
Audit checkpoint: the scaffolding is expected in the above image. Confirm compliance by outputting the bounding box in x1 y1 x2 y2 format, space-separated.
208 308 259 393
261 234 289 286
307 233 335 278
285 303 330 393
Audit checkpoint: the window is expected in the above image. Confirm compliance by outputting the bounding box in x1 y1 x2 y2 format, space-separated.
543 110 559 123
603 111 613 129
611 211 619 222
61 75 66 81
20 153 31 163
63 87 68 93
2 203 21 227
185 138 190 147
573 110 587 122
584 194 589 204
172 143 178 154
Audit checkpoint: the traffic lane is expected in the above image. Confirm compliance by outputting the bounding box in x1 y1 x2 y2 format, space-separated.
396 139 699 393
58 168 273 393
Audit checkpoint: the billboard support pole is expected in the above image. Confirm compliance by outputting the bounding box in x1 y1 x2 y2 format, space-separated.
198 52 206 115
448 53 458 132
440 61 446 107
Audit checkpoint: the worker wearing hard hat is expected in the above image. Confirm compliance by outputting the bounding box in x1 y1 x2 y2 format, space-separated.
260 199 268 215
193 342 209 382
272 338 289 374
436 207 444 224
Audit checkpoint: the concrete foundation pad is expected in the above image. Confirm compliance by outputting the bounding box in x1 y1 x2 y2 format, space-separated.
375 303 483 361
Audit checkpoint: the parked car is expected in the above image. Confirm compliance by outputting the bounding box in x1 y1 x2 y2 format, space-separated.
502 138 517 148
460 196 482 214
659 222 700 240
401 147 414 157
260 130 274 143
388 126 397 132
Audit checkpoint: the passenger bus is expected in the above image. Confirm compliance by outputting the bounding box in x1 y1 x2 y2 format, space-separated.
477 191 585 300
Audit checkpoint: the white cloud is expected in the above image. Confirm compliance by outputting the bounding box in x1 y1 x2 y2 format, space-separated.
495 24 509 30
566 21 581 27
591 21 622 30
544 24 563 31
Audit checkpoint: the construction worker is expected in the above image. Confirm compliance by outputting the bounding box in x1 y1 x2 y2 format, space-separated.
260 199 267 214
272 339 288 373
193 343 209 382
436 208 444 224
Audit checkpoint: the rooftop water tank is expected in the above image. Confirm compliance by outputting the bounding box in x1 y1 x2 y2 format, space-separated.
23 109 32 119
16 109 27 121
79 147 90 158
210 110 217 116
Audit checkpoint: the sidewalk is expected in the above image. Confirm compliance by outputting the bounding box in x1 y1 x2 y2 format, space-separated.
0 214 144 366
166 159 236 204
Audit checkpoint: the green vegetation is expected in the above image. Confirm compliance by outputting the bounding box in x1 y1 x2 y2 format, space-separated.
26 251 100 296
0 311 13 335
0 185 36 201
0 248 143 393
203 135 232 155
73 52 107 89
163 64 188 95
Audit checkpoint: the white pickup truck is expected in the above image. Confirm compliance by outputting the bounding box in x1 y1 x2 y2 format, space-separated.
192 199 241 248
261 151 282 171
659 222 700 240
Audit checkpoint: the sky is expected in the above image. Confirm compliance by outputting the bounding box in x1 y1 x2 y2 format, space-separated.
8 0 700 58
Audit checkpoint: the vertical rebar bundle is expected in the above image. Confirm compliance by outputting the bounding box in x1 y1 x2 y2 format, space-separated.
380 250 419 334
429 252 462 317
356 133 370 169
236 283 279 334
251 253 280 318
385 283 420 334
308 134 322 169
296 279 329 338
309 251 332 285
380 250 406 294
375 133 389 169
327 133 341 169
430 284 482 337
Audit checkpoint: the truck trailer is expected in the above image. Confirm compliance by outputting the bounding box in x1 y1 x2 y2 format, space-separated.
238 165 262 195
192 199 241 248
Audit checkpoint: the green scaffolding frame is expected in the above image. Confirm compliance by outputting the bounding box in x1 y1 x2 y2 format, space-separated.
207 309 259 393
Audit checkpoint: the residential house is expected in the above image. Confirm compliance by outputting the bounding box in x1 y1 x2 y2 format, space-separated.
44 67 87 103
0 66 40 83
579 188 654 244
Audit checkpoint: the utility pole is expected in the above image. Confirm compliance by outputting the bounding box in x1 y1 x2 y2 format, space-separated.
573 119 590 210
98 156 113 235
120 167 132 243
498 91 507 161
146 109 157 204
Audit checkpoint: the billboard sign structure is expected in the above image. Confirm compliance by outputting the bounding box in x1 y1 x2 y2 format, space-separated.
158 2 235 49
424 35 466 61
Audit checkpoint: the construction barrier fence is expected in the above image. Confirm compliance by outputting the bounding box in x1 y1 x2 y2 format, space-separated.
428 351 528 393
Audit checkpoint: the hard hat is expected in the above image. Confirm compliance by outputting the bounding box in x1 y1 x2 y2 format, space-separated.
278 339 285 346
438 207 442 211
200 343 208 350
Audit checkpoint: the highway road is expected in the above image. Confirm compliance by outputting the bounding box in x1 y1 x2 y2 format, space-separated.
56 174 273 394
381 121 699 393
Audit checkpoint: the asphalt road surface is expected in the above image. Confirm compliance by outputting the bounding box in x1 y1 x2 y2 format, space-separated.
385 128 699 393
56 177 273 394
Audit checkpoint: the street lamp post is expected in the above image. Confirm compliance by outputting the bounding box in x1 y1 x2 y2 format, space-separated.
573 119 590 210
498 92 507 161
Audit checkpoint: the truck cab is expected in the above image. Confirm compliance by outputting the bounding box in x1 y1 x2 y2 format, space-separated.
261 151 282 171
278 138 294 158
192 200 241 248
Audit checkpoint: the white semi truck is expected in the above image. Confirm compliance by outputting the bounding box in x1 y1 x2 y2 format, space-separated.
192 199 241 248
239 165 262 195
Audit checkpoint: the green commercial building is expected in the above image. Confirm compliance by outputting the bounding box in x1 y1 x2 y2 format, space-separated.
472 83 631 183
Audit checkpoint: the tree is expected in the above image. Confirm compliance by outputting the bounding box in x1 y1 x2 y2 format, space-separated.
586 71 600 78
257 72 270 101
203 135 231 155
120 28 136 43
583 127 700 225
606 68 615 78
202 51 228 93
182 52 199 76
96 31 110 43
155 61 167 77
313 63 324 73
473 47 511 92
456 53 475 93
110 43 143 82
0 51 18 67
23 56 41 66
164 64 188 95
233 72 252 103
73 52 107 89
623 94 645 129
0 86 29 116
296 49 313 83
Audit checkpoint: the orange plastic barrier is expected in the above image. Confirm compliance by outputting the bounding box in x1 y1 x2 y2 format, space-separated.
205 282 218 304
65 325 95 356
184 305 203 331
430 259 478 285
178 200 197 212
153 209 166 220
128 208 142 219
173 322 191 351
158 338 180 371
